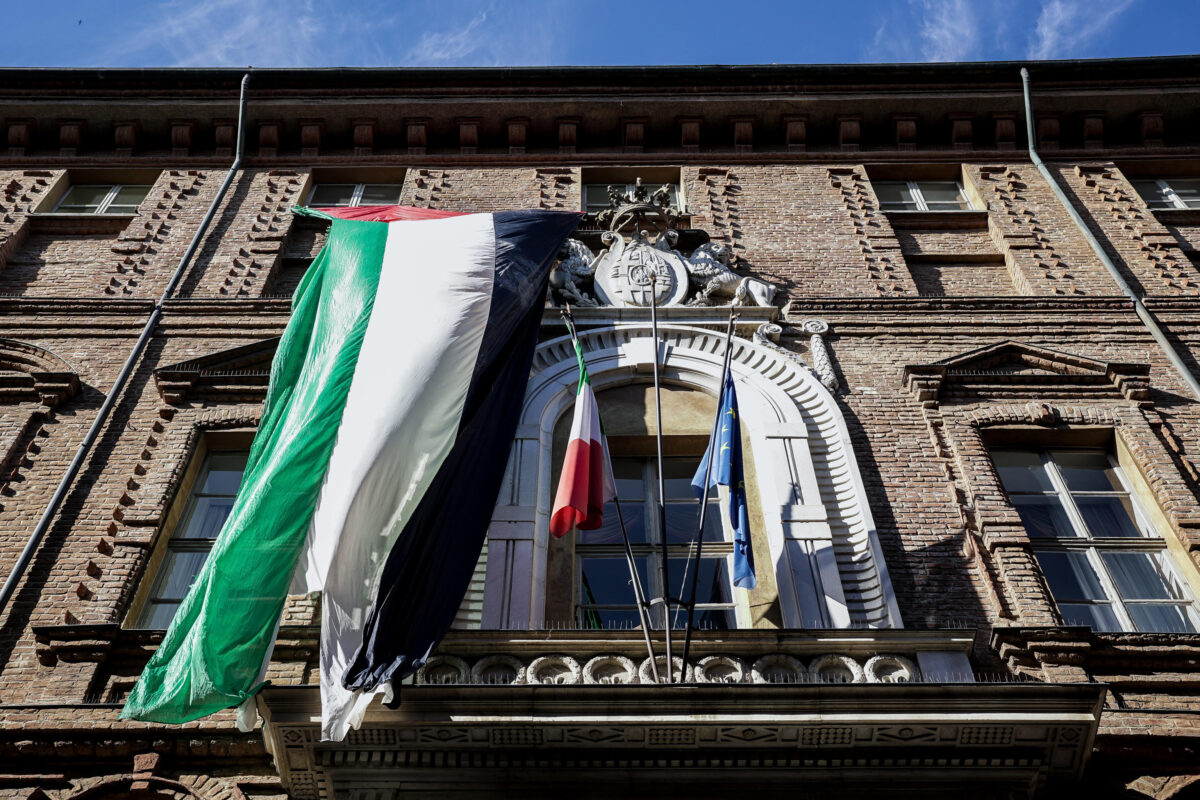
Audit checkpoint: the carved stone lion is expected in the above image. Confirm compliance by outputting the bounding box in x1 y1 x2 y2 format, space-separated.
664 234 776 307
549 238 601 307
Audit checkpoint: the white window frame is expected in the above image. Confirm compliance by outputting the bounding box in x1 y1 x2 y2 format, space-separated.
998 447 1200 633
1137 178 1200 210
306 183 403 208
52 183 149 215
874 180 974 212
574 455 733 630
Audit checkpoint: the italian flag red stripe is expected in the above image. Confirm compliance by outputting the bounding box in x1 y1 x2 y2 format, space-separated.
549 349 616 537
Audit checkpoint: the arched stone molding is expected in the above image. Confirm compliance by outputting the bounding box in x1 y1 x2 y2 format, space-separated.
481 323 903 631
0 337 80 407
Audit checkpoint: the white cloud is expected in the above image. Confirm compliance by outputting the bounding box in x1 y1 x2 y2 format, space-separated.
866 0 983 63
100 0 330 67
1028 0 1135 60
917 0 980 62
404 12 488 64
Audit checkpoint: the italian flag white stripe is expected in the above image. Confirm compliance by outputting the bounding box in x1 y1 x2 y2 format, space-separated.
301 213 497 740
549 359 617 537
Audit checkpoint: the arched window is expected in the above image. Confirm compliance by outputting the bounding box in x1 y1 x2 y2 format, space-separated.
464 322 903 632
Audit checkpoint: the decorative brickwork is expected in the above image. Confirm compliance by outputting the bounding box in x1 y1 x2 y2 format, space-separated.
0 171 61 275
974 166 1082 295
826 167 908 296
106 171 206 296
535 168 577 210
1072 163 1200 296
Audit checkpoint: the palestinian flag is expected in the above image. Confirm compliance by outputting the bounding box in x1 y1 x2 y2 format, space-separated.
121 205 580 741
549 339 617 537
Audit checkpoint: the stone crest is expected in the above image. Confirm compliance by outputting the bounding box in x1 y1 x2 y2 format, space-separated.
549 177 777 309
593 231 690 307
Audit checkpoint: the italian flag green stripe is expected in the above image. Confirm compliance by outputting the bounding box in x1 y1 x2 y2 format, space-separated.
121 214 387 723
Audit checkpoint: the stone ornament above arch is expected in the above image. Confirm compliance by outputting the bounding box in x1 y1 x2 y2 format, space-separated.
0 337 80 407
480 322 903 632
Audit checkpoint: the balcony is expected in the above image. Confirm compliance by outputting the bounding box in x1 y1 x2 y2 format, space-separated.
258 628 1105 799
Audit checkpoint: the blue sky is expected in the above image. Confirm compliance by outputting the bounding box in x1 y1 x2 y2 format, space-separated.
5 0 1197 68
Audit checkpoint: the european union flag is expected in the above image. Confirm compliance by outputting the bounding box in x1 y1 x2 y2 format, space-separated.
691 372 756 590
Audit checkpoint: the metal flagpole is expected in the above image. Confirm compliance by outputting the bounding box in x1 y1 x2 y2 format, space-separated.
681 307 738 667
561 307 659 683
647 272 674 683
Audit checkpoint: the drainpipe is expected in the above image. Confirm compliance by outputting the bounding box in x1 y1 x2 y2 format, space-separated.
1020 67 1200 400
0 72 253 622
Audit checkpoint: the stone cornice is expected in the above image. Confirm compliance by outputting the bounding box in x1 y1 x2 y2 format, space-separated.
992 626 1200 675
259 680 1105 797
3 59 1200 160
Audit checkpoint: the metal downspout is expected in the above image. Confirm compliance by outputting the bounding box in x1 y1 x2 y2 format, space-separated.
0 72 253 621
1020 67 1200 399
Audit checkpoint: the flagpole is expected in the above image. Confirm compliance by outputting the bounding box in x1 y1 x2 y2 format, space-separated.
561 306 660 684
647 271 674 683
681 306 738 668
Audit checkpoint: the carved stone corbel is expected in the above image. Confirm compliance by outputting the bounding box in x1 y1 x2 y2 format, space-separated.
802 319 839 392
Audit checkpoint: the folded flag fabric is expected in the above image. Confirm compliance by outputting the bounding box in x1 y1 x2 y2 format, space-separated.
121 205 580 742
692 371 756 590
548 334 617 537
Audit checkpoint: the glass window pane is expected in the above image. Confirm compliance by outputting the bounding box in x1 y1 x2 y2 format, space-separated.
662 457 701 500
578 500 645 544
917 181 969 209
200 451 248 494
1013 495 1077 538
577 606 643 630
1057 602 1121 631
358 184 403 205
669 556 732 606
1132 179 1173 209
1036 551 1107 601
154 549 210 601
1101 551 1181 600
1169 178 1200 209
1127 603 1195 633
176 496 235 539
112 184 150 207
993 450 1053 493
580 556 649 606
691 605 736 631
873 181 917 209
1055 451 1122 492
137 601 180 630
664 500 723 543
57 185 113 211
1077 496 1142 538
584 185 612 211
309 184 357 207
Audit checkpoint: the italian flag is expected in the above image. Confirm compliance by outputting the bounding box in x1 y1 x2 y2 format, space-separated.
121 204 580 741
549 339 617 537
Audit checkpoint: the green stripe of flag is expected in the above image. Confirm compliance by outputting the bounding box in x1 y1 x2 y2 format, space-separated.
121 212 388 723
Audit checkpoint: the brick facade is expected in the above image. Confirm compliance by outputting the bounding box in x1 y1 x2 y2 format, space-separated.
0 60 1198 798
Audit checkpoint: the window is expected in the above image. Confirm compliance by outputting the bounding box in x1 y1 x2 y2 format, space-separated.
1131 178 1200 210
307 183 403 208
874 180 972 212
52 184 150 214
576 456 733 630
584 182 680 214
993 448 1199 633
133 450 248 629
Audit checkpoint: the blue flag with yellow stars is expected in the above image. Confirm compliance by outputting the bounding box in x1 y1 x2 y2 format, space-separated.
691 371 756 589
